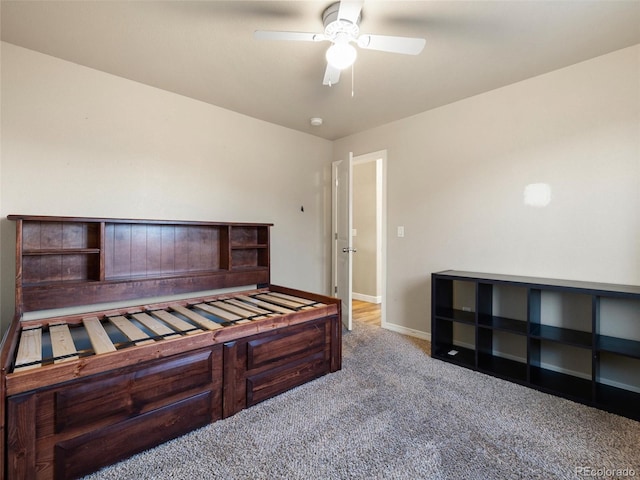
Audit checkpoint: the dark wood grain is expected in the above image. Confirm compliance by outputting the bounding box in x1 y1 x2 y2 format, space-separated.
1 215 341 480
13 216 269 311
6 394 37 480
55 392 213 480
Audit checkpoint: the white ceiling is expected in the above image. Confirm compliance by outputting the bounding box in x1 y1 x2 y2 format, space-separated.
2 1 640 140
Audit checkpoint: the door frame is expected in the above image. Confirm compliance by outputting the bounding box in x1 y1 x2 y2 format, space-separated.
332 149 387 329
352 150 387 328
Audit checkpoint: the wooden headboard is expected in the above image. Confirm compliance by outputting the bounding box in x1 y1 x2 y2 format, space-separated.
8 215 273 315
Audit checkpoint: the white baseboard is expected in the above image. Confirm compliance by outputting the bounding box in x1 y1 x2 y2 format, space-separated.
352 293 381 304
383 322 431 342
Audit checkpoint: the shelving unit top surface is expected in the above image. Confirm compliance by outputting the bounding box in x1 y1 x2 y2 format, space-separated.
434 270 640 297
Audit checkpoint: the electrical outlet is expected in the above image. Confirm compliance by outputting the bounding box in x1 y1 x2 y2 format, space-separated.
462 306 472 312
397 226 404 237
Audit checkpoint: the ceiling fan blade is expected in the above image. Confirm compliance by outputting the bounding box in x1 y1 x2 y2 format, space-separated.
254 31 325 42
323 63 341 86
357 34 426 55
337 1 363 24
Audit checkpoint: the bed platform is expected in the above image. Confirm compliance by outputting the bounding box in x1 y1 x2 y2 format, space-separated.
0 215 341 479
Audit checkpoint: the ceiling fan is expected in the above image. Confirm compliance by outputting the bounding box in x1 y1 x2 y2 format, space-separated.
254 0 426 86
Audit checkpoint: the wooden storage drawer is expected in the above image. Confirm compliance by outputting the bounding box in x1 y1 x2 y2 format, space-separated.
247 320 328 370
54 349 215 434
223 317 333 416
6 347 222 480
55 391 213 480
247 351 328 406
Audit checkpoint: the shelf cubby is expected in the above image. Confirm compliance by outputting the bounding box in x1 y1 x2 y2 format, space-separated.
433 344 476 369
597 297 640 348
432 276 477 370
478 353 527 382
596 352 640 392
23 252 101 284
22 221 100 251
229 225 269 270
538 290 592 333
20 221 102 284
529 324 592 348
103 223 226 280
478 328 527 382
529 339 592 380
431 270 640 421
529 366 593 402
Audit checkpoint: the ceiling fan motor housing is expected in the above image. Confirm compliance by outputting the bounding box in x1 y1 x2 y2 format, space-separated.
323 2 360 43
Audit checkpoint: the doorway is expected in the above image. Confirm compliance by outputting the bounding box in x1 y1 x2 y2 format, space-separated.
352 151 386 328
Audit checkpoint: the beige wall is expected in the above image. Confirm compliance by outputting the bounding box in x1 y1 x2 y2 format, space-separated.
2 42 639 339
334 45 640 336
0 43 334 330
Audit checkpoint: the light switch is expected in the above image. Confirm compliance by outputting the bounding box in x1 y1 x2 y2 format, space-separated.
397 226 404 237
352 228 357 237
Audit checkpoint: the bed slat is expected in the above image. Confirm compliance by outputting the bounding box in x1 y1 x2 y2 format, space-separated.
82 317 117 354
255 293 311 310
109 316 155 346
50 324 79 362
150 309 203 335
223 298 274 316
131 313 182 339
170 305 223 330
14 328 43 371
237 295 294 315
209 301 267 320
193 303 242 322
268 291 320 306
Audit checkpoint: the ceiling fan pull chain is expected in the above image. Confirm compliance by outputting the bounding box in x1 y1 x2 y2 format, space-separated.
351 63 355 98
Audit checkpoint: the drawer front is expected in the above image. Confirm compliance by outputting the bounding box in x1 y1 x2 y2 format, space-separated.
246 319 328 370
55 391 212 480
55 349 214 434
247 351 328 406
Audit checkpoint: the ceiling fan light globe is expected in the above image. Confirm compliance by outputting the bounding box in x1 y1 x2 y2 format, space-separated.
326 43 357 70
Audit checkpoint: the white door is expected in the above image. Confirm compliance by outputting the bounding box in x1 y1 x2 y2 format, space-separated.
332 154 354 330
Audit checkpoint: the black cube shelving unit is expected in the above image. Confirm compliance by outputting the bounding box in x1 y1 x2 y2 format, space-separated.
431 270 640 421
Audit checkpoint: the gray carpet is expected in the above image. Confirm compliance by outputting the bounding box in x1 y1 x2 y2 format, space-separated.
84 321 640 479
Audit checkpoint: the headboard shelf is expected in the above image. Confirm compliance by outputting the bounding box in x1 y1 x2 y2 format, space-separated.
9 215 272 314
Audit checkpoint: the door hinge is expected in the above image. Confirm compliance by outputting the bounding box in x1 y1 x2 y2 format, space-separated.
334 286 338 294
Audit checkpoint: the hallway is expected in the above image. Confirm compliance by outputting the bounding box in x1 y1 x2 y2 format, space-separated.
351 300 431 355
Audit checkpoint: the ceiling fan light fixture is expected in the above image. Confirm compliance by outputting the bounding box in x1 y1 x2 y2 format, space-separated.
326 42 357 70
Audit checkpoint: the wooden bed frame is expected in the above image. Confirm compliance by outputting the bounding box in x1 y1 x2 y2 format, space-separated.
0 215 341 479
